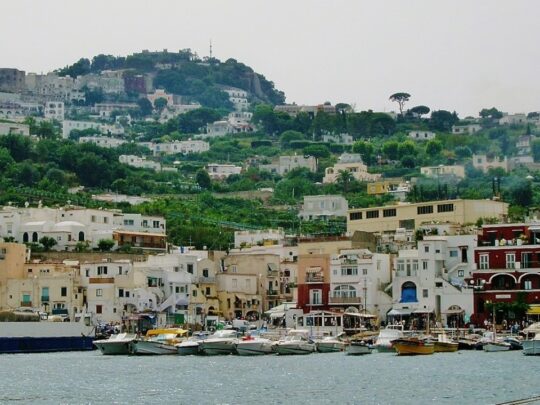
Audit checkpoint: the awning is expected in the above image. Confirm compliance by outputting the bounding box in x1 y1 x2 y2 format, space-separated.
443 309 465 315
235 294 246 300
387 309 412 316
344 312 377 319
306 267 322 273
269 311 285 319
413 309 433 314
267 263 278 272
265 303 297 315
527 305 540 315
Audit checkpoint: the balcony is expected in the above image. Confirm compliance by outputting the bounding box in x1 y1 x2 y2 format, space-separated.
305 275 324 283
41 296 50 303
20 301 32 307
197 276 215 284
328 296 361 304
266 290 279 297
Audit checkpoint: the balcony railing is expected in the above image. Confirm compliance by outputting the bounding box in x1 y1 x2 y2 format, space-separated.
305 275 324 283
41 296 50 302
197 276 215 283
328 296 361 304
20 301 32 307
266 290 279 297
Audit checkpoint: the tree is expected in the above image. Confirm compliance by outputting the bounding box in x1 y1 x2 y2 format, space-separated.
39 236 57 252
397 140 416 158
382 141 399 160
430 110 459 132
336 170 355 193
178 108 222 133
303 144 330 159
195 169 212 189
280 130 305 148
410 105 430 117
153 97 168 111
352 140 375 165
532 139 540 162
74 241 90 252
479 107 503 119
426 139 442 156
98 239 115 252
389 92 411 115
137 98 153 117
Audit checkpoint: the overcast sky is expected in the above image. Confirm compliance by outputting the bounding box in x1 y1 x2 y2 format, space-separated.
2 0 539 117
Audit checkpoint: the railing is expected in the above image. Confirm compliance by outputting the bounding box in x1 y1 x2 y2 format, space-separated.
20 301 32 307
266 290 279 296
197 276 215 283
41 296 50 302
395 270 418 277
305 275 324 283
328 296 361 304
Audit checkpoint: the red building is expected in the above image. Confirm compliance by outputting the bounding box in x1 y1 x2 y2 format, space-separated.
470 224 540 325
297 254 331 313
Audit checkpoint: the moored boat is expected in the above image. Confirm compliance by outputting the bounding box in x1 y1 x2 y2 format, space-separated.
130 328 188 355
523 333 540 356
316 335 347 353
391 337 435 356
483 341 511 352
273 330 316 355
374 325 404 353
94 333 137 355
346 340 372 355
235 335 274 356
433 334 459 353
199 330 238 355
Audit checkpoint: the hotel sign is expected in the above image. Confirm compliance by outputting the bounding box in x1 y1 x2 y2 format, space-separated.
495 294 511 299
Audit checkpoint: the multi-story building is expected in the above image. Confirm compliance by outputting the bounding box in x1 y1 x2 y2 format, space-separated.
408 130 436 141
234 229 285 248
93 103 138 118
44 101 64 121
452 124 482 135
147 89 174 107
79 136 126 148
0 68 25 93
298 195 348 221
499 113 527 125
222 87 249 111
0 243 29 310
75 73 124 94
347 199 508 235
471 223 540 325
119 155 161 171
391 235 476 326
0 122 30 136
472 154 509 173
139 140 209 155
217 272 262 320
324 153 381 183
259 155 317 175
322 133 354 145
420 165 465 179
206 163 242 180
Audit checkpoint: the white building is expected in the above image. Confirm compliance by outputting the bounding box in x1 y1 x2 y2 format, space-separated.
63 120 125 139
259 155 317 175
75 73 124 94
391 235 476 326
299 195 349 220
234 229 286 248
328 249 392 319
205 120 234 138
206 164 242 180
420 165 465 179
139 140 210 155
93 103 138 118
499 113 527 125
79 136 126 149
452 124 482 135
222 87 249 111
408 130 436 141
0 122 30 136
322 133 354 145
472 154 509 173
43 101 64 121
147 89 174 107
323 153 381 183
119 155 161 171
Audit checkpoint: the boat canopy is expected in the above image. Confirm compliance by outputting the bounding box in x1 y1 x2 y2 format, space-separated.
345 312 377 319
146 328 188 337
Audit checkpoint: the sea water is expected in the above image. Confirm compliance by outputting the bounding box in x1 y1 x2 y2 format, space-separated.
0 350 538 404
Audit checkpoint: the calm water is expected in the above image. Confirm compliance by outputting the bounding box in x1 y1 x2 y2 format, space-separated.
0 350 539 405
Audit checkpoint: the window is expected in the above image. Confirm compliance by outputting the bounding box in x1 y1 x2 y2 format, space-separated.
175 286 180 293
119 288 124 297
435 249 440 254
366 210 379 219
417 205 433 215
153 220 160 228
362 268 368 275
397 260 405 272
187 264 194 274
449 250 458 258
206 287 211 295
192 290 197 297
232 278 238 288
350 212 362 221
203 269 209 278
91 215 96 223
435 282 443 288
479 254 489 270
437 203 454 213
524 280 532 290
423 261 428 270
383 208 397 217
458 270 464 277
85 269 89 277
424 246 429 253
103 217 108 224
341 267 358 276
118 266 123 275
423 289 429 298
96 305 102 314
97 266 108 275
61 287 67 297
231 265 237 273
412 261 418 272
310 289 322 305
506 253 515 269
123 219 134 226
96 289 103 297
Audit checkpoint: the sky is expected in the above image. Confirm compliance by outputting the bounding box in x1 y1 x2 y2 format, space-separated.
1 0 539 117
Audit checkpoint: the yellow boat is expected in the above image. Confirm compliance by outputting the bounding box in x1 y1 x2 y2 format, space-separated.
433 334 459 353
392 337 435 355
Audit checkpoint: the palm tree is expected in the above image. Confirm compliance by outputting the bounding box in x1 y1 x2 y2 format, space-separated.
336 170 354 193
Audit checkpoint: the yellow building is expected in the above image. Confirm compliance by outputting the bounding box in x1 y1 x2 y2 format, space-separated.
347 199 508 234
216 273 261 320
367 180 400 195
0 243 28 310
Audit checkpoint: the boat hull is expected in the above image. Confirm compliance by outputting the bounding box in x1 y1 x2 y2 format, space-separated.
274 343 316 355
393 341 435 356
235 341 274 356
483 343 510 352
0 336 94 354
347 343 372 355
523 340 540 356
94 341 132 355
316 342 346 353
177 343 200 356
130 340 178 355
199 341 236 355
375 344 396 353
434 342 459 353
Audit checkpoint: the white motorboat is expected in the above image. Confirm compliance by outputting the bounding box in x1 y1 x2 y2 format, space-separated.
523 333 540 356
199 330 239 355
316 336 346 353
346 341 372 355
374 325 404 352
483 341 511 352
94 333 137 355
176 338 201 355
235 335 274 355
273 330 316 355
130 328 188 355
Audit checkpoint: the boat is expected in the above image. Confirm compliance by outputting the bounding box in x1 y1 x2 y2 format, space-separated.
235 335 274 356
346 340 372 355
199 330 239 355
316 335 347 353
94 333 137 355
457 335 480 350
483 341 511 352
503 336 523 351
176 332 208 356
0 310 95 354
523 333 540 356
374 325 404 352
433 334 459 353
130 328 188 355
273 330 316 355
391 337 435 355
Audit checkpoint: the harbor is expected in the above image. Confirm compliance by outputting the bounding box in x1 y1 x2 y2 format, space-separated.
0 349 539 404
